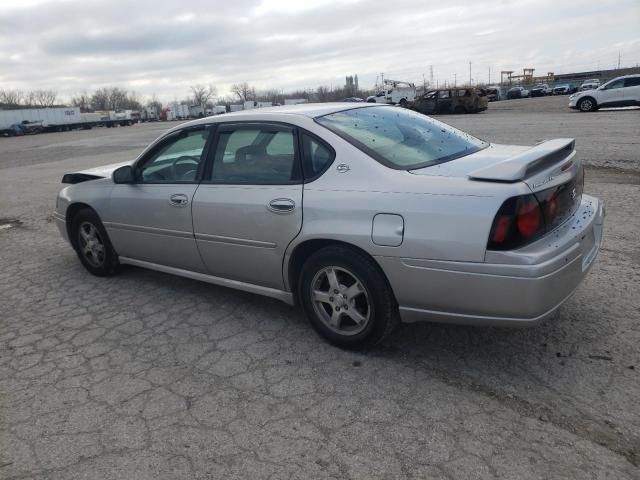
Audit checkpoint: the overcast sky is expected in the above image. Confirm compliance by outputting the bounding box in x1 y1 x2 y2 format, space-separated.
1 0 639 103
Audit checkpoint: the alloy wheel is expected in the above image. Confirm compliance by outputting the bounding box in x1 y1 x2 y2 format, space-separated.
310 266 371 336
77 221 106 267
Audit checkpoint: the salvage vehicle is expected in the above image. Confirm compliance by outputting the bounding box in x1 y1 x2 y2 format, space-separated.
553 83 578 95
366 79 416 105
569 74 640 112
485 86 502 101
54 104 604 347
407 88 488 114
580 79 601 91
530 84 552 97
506 86 530 99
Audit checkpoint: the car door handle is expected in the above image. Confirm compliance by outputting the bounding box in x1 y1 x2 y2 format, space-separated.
268 198 295 214
169 193 189 207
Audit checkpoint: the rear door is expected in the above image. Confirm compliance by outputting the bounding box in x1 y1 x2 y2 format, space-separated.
192 123 303 289
623 77 640 105
106 126 212 272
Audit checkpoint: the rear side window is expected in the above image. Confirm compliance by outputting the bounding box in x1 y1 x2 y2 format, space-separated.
624 77 640 87
210 125 300 184
301 133 334 180
317 106 486 170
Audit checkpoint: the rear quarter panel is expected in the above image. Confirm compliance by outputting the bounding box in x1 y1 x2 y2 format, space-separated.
290 121 529 266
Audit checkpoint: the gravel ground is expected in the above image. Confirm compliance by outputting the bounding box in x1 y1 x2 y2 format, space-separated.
1 97 639 479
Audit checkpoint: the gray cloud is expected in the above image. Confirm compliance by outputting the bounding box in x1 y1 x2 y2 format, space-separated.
0 0 638 102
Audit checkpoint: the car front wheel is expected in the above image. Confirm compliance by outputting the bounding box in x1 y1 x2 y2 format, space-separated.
71 208 120 276
299 245 399 348
578 97 597 112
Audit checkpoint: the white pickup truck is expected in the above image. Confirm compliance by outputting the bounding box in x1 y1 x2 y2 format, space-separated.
367 80 416 105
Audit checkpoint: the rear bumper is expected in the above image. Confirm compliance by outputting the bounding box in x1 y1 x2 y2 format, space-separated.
376 195 604 326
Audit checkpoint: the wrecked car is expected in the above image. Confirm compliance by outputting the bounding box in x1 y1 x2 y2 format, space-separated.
405 87 488 114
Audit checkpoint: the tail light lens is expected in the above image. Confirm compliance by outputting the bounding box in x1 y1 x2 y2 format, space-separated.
488 174 583 251
488 194 545 250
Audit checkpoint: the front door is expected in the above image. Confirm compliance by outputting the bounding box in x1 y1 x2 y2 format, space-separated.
106 126 212 272
192 123 303 290
598 78 625 107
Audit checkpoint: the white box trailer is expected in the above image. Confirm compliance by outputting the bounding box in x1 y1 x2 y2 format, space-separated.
0 107 81 130
169 103 190 119
189 105 204 117
213 105 227 115
229 104 243 112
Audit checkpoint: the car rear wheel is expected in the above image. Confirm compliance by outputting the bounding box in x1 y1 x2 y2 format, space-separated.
299 245 399 348
399 98 408 106
578 97 596 112
71 208 120 276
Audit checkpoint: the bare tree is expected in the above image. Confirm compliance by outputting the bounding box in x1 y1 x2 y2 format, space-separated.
23 91 37 106
0 89 23 106
90 88 109 110
190 84 216 108
107 87 127 110
34 89 57 107
231 82 255 102
71 92 91 111
315 85 332 102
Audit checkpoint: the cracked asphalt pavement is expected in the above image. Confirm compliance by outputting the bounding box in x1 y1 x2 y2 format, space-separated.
1 97 639 479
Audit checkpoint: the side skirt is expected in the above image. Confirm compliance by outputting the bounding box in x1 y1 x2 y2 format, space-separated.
119 256 295 305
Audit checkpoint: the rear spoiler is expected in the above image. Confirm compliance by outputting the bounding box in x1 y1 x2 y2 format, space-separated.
469 138 575 182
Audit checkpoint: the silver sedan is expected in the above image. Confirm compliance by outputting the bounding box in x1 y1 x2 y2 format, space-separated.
54 104 605 347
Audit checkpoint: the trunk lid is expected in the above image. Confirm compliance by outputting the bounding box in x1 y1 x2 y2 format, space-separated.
411 138 584 231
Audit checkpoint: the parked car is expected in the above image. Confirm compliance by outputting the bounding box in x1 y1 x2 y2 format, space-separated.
506 86 530 99
342 97 364 102
530 84 552 97
569 74 640 112
407 87 488 114
580 79 601 91
553 84 578 95
54 104 604 347
485 86 502 101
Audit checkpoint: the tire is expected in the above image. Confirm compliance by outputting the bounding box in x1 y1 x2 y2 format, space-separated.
578 97 596 112
399 98 408 106
70 208 120 276
298 245 399 348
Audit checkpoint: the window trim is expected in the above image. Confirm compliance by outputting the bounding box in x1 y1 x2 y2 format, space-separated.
201 121 304 186
315 106 488 171
133 125 215 185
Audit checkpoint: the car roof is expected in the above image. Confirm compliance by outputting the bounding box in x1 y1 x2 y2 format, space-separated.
176 102 378 129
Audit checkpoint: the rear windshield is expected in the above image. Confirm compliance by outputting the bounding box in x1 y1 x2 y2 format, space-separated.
316 106 487 170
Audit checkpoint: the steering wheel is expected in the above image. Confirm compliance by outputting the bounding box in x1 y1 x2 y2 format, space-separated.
171 155 200 181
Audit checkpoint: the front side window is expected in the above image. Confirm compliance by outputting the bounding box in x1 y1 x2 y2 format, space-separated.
210 125 299 184
139 128 210 183
438 90 451 99
604 79 624 90
317 106 487 170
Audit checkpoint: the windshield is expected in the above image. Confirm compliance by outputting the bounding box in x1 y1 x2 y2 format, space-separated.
316 106 487 170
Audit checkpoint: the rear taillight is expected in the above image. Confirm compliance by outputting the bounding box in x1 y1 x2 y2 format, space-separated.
488 194 546 250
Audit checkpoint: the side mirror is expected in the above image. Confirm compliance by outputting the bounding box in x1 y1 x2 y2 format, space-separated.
113 165 135 184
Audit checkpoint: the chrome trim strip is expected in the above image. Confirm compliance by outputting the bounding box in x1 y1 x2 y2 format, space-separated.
104 222 194 240
194 233 276 249
118 257 294 305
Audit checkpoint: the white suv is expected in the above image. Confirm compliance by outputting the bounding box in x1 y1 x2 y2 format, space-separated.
569 74 640 112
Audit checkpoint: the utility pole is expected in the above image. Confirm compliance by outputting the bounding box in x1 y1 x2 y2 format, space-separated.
430 65 434 85
488 66 491 85
454 73 457 87
617 51 621 69
469 61 472 85
422 74 426 91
